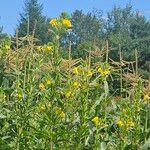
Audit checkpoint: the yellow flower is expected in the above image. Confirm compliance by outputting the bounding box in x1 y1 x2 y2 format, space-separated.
56 108 65 118
56 107 62 115
5 45 10 50
92 116 100 125
50 19 58 26
46 46 53 52
65 91 71 98
46 79 52 85
103 70 110 76
98 67 110 77
73 81 81 88
72 67 79 75
47 80 51 85
97 67 103 74
117 120 124 127
16 92 23 100
60 111 65 118
143 95 150 101
39 83 45 91
87 70 93 77
39 103 46 111
62 19 72 28
18 93 22 98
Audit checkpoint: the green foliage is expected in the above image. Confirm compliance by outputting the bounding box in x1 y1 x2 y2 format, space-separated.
0 14 150 149
16 0 51 44
61 9 104 59
0 36 11 86
105 4 150 77
71 9 103 43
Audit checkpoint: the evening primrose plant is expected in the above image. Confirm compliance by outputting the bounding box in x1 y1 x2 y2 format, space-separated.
0 13 150 150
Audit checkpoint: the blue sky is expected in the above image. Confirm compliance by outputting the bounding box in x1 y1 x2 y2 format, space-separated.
0 0 150 35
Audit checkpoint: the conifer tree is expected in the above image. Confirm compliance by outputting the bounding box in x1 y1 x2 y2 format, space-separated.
16 0 50 44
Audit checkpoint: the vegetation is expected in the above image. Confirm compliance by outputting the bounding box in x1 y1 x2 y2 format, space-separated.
16 0 51 44
0 0 150 149
13 1 150 77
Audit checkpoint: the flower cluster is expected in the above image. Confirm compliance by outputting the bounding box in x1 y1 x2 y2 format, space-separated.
143 94 150 101
36 44 53 53
49 18 72 28
98 67 110 77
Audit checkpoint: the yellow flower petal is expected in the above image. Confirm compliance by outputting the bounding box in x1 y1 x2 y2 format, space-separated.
50 19 58 26
143 95 150 101
62 19 72 28
117 120 124 127
92 116 100 125
72 67 79 75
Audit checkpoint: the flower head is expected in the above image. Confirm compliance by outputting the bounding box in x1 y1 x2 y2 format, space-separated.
98 67 103 74
87 70 93 77
56 107 65 118
45 45 53 53
16 92 23 101
46 78 53 85
62 19 72 28
59 111 65 118
73 81 81 88
72 67 79 75
39 103 46 112
143 95 150 101
117 120 124 127
103 70 110 76
65 91 72 98
98 67 110 77
39 83 45 91
50 19 58 26
92 116 100 126
5 45 10 50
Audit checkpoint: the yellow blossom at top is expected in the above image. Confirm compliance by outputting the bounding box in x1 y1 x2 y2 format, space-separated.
65 91 72 98
16 92 23 100
73 81 81 88
56 107 62 115
117 120 124 127
62 19 72 28
46 78 53 85
50 19 58 26
143 95 150 101
72 67 79 75
103 70 110 76
45 46 53 53
39 103 46 111
98 67 103 74
56 107 65 118
39 83 45 91
92 116 100 125
5 45 10 50
87 70 93 77
98 67 110 77
59 111 65 118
